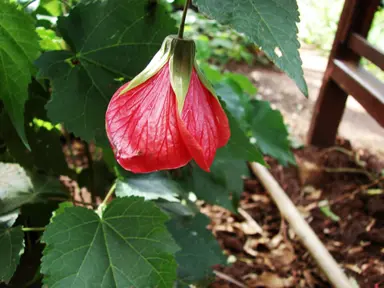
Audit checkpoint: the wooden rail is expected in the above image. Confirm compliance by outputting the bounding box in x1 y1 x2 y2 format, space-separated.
332 59 384 125
308 0 383 147
348 34 384 70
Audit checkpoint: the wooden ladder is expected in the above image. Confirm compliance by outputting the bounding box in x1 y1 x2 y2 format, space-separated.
308 0 384 147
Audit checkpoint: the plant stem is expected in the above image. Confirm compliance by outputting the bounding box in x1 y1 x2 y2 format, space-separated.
22 227 45 232
322 167 375 181
101 182 116 207
177 0 191 39
22 0 36 8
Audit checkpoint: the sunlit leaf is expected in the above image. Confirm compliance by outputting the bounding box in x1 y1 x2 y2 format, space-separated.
0 1 40 148
193 0 308 95
0 163 67 215
116 172 184 202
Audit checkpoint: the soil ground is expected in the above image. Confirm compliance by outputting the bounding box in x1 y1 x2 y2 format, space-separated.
206 141 384 288
226 46 384 158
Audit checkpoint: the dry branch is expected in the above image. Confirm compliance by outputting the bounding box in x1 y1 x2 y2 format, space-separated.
250 162 353 288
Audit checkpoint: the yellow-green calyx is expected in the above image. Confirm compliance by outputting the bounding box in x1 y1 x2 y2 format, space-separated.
119 35 196 113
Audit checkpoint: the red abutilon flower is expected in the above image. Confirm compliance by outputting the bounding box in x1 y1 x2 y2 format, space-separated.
105 35 230 173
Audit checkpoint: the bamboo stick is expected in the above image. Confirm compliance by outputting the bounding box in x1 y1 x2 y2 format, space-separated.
249 162 353 288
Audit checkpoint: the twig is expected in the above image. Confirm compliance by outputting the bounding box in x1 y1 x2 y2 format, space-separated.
213 270 247 288
322 167 375 181
238 207 264 235
322 146 354 158
22 227 45 232
331 176 384 205
360 176 384 191
250 162 353 288
321 146 366 167
305 176 384 213
320 146 382 184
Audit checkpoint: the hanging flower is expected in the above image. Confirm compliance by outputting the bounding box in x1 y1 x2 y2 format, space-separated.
106 35 230 173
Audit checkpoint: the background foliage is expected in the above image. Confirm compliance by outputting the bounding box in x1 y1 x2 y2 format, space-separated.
297 0 384 80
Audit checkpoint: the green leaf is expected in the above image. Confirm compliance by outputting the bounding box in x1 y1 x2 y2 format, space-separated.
211 38 233 49
116 172 184 202
200 64 258 96
36 27 63 51
225 73 257 96
167 213 226 285
222 109 265 165
38 0 62 16
191 156 249 212
35 0 177 143
0 1 40 149
3 123 69 175
0 211 19 228
0 163 32 215
41 197 179 288
202 66 264 165
215 79 249 126
195 36 212 61
246 100 295 166
157 202 196 218
193 0 308 95
50 201 73 221
0 80 69 176
199 63 223 83
0 226 24 284
0 163 68 215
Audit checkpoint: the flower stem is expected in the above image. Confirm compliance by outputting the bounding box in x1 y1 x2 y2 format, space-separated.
96 182 116 217
101 182 116 207
22 227 45 232
177 0 192 39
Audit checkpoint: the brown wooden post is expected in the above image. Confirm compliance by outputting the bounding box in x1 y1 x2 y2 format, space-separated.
307 0 380 147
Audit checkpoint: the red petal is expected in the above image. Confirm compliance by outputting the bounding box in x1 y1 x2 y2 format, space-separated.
180 68 230 171
106 65 192 173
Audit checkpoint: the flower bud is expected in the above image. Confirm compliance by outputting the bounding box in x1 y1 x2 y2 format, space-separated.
106 35 230 173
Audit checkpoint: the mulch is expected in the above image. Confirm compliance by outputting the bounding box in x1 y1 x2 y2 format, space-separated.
205 140 384 288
